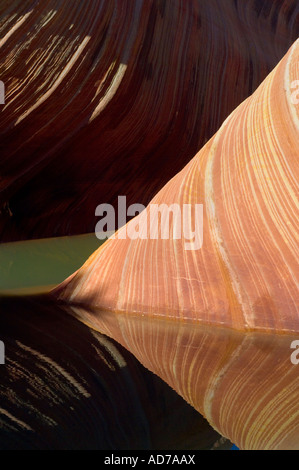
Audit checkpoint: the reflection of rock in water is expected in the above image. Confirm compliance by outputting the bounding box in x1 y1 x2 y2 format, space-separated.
0 295 229 450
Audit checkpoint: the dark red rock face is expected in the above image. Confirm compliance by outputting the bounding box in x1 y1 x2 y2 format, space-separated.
0 0 298 241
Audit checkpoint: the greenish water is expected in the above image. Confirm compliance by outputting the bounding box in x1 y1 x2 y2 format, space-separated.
0 233 107 295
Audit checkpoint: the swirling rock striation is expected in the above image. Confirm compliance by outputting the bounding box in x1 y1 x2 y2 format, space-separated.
0 0 298 240
54 40 299 449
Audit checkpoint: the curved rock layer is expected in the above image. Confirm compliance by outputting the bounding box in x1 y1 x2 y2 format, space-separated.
0 0 298 241
0 295 230 450
54 40 299 449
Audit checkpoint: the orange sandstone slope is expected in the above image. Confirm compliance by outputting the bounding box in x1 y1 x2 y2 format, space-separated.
53 40 299 449
0 0 298 241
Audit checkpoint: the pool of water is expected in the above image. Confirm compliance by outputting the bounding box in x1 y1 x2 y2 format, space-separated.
0 232 106 294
